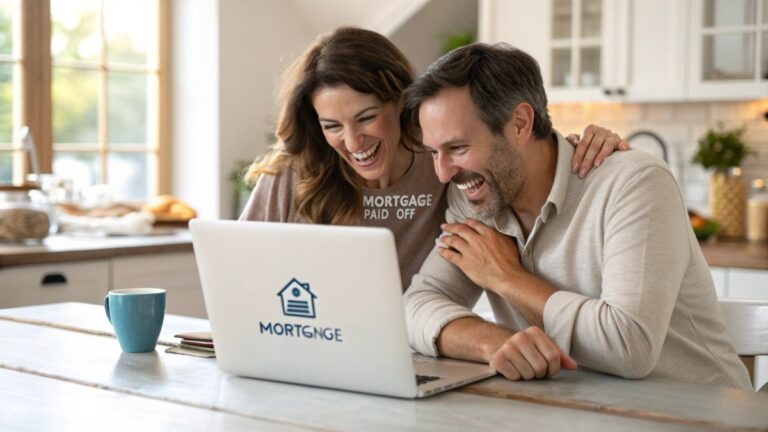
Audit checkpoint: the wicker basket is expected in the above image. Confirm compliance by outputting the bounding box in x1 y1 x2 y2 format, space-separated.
710 171 746 239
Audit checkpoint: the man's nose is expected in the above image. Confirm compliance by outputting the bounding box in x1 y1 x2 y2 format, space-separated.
434 153 457 184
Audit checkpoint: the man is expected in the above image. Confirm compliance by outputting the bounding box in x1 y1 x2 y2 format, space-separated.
401 43 751 389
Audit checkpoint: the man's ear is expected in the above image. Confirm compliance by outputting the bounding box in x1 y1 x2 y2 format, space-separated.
505 103 534 144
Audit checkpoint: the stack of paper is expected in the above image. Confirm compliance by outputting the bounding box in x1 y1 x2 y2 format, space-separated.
167 331 215 358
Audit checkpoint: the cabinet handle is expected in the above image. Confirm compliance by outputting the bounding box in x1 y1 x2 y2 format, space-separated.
603 88 613 96
616 88 626 96
41 273 67 286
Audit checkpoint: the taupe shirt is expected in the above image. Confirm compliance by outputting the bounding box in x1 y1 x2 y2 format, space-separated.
239 150 448 290
405 131 751 389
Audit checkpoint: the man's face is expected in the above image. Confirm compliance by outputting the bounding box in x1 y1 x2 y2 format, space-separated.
418 87 526 219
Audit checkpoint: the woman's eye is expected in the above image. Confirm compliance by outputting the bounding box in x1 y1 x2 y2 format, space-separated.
323 124 340 131
358 115 375 122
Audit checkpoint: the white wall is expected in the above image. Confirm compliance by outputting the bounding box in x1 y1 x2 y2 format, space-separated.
171 0 219 219
217 0 311 218
390 0 478 74
287 0 430 36
172 0 312 219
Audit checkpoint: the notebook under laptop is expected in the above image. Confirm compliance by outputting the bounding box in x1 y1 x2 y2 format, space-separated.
190 219 496 398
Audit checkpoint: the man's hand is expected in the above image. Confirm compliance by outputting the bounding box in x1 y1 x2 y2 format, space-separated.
488 326 578 380
438 218 523 292
566 124 629 178
439 219 556 327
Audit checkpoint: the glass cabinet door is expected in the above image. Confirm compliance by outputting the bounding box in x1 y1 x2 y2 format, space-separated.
690 0 768 99
701 0 757 80
550 0 602 89
763 0 767 80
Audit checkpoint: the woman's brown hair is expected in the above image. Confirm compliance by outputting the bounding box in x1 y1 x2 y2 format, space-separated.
246 27 416 225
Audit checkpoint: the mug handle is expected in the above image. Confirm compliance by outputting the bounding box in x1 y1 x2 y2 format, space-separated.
104 294 111 323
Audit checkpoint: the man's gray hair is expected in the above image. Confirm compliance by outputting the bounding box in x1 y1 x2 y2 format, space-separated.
403 43 552 140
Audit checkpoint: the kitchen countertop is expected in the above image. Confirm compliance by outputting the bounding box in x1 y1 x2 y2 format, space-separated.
0 229 193 268
0 229 765 271
698 240 768 271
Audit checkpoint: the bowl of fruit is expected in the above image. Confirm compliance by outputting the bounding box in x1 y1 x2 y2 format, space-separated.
688 211 718 241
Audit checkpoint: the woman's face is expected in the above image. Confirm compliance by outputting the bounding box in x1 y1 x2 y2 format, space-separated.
312 84 406 189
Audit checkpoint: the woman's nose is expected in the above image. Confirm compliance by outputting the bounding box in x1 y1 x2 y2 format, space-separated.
343 127 364 150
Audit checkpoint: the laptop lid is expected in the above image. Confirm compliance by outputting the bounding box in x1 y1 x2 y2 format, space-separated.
190 219 421 398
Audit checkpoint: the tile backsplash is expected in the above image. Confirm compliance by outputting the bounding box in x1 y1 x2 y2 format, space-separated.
550 99 768 215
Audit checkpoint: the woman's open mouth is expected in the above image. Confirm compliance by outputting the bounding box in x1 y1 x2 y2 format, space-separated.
351 141 381 167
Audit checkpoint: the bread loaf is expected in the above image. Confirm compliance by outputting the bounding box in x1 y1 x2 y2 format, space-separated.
143 195 196 221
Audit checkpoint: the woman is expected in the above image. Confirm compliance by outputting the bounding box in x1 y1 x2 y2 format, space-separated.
240 27 625 289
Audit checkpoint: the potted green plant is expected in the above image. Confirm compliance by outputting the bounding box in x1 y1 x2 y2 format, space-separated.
439 31 475 54
230 160 255 217
692 123 753 239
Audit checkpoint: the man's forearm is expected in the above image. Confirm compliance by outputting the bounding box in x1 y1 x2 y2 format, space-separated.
436 316 515 363
494 270 556 328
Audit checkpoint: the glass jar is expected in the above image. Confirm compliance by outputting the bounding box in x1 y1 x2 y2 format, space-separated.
747 178 768 242
0 183 57 243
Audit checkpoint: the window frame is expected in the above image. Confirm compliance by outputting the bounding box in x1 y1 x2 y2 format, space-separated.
11 0 170 196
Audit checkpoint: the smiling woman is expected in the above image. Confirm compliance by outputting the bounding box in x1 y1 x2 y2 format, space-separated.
240 26 626 290
312 85 412 189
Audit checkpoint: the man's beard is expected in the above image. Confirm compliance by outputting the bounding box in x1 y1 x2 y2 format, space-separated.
468 137 525 220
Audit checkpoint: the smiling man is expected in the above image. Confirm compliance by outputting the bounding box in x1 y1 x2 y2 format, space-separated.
401 43 751 389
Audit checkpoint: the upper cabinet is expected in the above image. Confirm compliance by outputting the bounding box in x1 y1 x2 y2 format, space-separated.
479 0 767 102
689 0 768 99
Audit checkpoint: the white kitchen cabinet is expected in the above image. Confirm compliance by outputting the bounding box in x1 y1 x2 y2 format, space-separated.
480 0 767 102
0 249 205 318
710 266 729 297
0 260 110 308
709 266 768 299
727 268 768 299
688 0 768 100
479 0 688 102
711 266 768 391
111 251 206 318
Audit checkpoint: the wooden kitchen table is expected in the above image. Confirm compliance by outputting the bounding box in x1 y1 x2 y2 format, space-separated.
1 303 766 431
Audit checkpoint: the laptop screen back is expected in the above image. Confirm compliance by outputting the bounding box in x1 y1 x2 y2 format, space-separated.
190 220 419 397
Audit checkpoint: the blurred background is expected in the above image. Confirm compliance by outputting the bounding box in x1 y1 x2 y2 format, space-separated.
0 0 765 220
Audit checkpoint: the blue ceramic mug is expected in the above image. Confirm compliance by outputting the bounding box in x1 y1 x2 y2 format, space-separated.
104 288 166 353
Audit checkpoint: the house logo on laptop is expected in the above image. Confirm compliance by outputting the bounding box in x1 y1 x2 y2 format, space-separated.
278 278 317 318
259 278 341 342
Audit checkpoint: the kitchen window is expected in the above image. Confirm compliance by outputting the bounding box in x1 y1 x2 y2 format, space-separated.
0 0 169 201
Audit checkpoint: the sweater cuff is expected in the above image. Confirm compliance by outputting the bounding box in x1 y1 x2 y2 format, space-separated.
543 290 589 354
415 304 478 357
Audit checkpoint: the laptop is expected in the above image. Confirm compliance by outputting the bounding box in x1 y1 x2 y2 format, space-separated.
190 219 496 398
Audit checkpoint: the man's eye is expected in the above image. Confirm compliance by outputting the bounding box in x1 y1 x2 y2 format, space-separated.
429 150 439 158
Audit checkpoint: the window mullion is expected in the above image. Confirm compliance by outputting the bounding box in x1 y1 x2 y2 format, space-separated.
156 0 170 195
20 0 52 177
98 0 108 185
